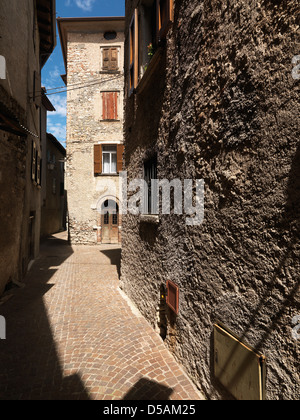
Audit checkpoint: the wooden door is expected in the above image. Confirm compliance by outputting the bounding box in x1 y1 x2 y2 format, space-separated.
100 200 119 244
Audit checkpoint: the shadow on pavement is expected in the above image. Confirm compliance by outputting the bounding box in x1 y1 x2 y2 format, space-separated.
123 378 174 401
100 248 121 279
0 234 90 400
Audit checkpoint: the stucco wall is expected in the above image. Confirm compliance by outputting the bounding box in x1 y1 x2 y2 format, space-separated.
121 0 300 400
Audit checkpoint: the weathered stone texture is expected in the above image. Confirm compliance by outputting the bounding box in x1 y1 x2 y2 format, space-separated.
64 26 125 244
121 0 300 399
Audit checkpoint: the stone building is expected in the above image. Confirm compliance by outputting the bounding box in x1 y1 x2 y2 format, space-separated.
0 0 56 295
57 17 125 245
40 107 66 237
121 0 300 400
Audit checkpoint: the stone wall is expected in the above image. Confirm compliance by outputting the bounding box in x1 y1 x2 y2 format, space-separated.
65 27 124 244
0 0 43 294
121 0 300 399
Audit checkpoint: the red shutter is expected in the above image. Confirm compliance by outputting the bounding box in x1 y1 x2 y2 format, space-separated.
102 92 118 120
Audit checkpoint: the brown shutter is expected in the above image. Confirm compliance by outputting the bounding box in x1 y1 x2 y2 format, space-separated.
110 48 118 71
31 141 36 181
117 144 124 173
94 144 102 175
103 48 110 71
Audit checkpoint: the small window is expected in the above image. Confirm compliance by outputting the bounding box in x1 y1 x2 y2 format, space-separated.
144 156 158 214
102 47 119 72
94 144 124 176
52 178 57 195
31 141 36 181
102 145 117 174
112 213 118 225
104 212 110 225
104 31 117 40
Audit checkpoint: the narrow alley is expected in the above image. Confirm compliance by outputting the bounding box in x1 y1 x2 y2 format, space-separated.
0 233 203 400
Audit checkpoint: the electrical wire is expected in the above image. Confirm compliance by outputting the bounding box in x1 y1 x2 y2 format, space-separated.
30 74 123 99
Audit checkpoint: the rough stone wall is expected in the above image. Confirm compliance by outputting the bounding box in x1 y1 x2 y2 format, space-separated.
121 0 300 399
0 0 43 294
66 29 124 244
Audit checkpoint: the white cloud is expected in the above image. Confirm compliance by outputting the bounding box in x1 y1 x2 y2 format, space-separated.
49 95 67 118
73 0 96 11
49 66 61 80
47 120 66 143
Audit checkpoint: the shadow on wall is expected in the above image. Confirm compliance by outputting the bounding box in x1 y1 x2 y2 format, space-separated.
210 142 300 400
0 234 90 400
123 378 174 401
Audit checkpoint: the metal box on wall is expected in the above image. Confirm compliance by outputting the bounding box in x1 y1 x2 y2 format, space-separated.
214 323 266 400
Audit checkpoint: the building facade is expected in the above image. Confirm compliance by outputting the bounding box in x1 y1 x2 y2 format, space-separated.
121 0 300 400
0 0 56 295
58 17 125 245
41 122 66 237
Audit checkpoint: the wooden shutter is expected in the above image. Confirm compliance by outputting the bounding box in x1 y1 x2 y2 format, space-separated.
94 144 102 175
36 152 41 185
102 92 118 120
102 48 118 71
103 48 110 71
110 48 118 71
166 280 179 315
129 9 139 93
157 0 174 42
31 141 36 181
117 144 124 173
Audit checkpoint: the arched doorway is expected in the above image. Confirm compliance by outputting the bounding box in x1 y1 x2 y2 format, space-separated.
100 199 119 244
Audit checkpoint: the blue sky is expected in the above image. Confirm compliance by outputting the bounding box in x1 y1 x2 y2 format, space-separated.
42 0 125 146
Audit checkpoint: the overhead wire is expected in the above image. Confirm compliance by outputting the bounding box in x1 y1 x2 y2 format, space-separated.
30 74 123 99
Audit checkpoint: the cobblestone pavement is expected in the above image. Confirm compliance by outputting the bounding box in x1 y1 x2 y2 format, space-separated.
0 233 203 400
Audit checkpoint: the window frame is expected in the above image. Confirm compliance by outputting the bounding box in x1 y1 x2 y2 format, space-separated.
129 8 139 95
94 144 124 176
144 156 158 215
101 46 120 72
156 0 174 42
102 145 118 175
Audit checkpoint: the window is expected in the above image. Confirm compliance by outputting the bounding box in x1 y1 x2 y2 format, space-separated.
129 9 139 93
52 178 56 195
144 157 158 214
156 0 174 42
103 145 117 174
128 1 174 93
102 91 118 120
31 141 36 181
104 31 117 41
36 153 41 186
102 47 119 72
166 280 179 315
94 144 124 176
